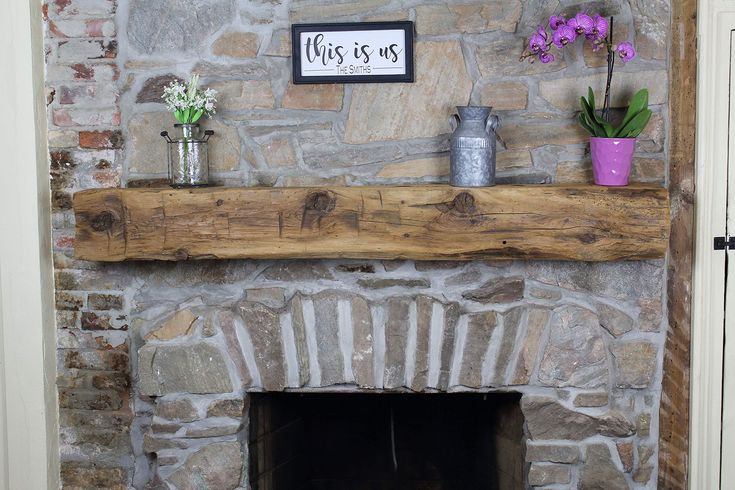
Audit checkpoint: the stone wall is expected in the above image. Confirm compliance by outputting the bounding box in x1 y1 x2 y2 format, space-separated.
43 0 671 488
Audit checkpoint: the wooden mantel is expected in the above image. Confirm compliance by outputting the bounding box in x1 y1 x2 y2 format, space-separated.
72 184 670 262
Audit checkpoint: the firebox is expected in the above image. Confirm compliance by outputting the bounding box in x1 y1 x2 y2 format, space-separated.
248 392 525 489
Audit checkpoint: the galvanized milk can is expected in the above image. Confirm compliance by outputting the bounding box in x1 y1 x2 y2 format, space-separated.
449 106 500 187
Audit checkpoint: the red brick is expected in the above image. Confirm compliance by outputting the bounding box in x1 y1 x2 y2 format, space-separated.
79 130 123 149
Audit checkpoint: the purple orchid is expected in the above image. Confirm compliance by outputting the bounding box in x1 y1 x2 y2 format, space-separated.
529 25 549 54
588 15 609 41
568 13 594 36
616 42 636 62
538 52 555 64
549 15 566 30
552 24 577 48
520 12 641 124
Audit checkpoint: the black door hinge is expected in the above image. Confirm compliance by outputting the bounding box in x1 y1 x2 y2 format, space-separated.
714 236 735 250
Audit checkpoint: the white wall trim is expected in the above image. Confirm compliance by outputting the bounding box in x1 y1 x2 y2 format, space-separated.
0 0 59 489
691 1 734 488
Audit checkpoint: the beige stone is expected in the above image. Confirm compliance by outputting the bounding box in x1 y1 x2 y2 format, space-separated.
499 120 588 150
477 38 567 78
212 31 259 58
377 156 449 178
497 149 533 170
480 81 528 111
611 341 658 388
261 137 297 168
415 1 521 35
631 0 670 60
539 70 668 111
282 175 347 187
282 83 344 111
207 80 275 110
511 307 550 385
146 309 198 341
345 41 471 143
290 0 390 22
632 158 665 183
556 160 592 184
128 112 241 173
365 11 410 22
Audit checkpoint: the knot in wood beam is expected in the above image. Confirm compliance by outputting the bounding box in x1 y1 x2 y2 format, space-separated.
90 210 116 232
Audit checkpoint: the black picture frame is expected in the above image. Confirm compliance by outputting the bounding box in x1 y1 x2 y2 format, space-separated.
291 21 414 84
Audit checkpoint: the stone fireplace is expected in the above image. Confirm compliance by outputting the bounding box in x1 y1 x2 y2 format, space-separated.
126 259 661 489
45 0 672 488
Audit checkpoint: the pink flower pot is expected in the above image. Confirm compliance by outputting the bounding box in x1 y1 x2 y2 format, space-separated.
590 137 636 186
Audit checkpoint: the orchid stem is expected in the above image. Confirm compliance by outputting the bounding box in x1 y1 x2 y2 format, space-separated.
603 16 615 122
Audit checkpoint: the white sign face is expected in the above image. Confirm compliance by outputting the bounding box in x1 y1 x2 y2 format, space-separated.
292 22 414 84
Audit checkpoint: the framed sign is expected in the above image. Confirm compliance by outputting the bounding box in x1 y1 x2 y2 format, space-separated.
291 21 414 84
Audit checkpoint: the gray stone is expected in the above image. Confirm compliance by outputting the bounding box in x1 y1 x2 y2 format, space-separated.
345 41 471 143
638 298 663 332
351 296 374 388
136 74 182 104
522 395 625 440
633 446 655 483
598 411 636 437
128 0 233 54
290 0 390 22
262 262 334 281
154 399 198 422
185 423 241 438
631 0 670 60
459 311 497 388
384 297 411 389
168 442 243 490
510 307 550 384
574 392 609 407
462 277 524 304
415 3 521 35
138 343 233 396
444 269 482 287
526 261 665 303
528 463 571 486
245 288 285 309
143 433 187 453
411 296 434 391
579 444 628 490
312 291 345 386
290 294 310 386
526 443 579 463
217 310 253 388
611 341 658 388
539 70 668 111
538 306 608 388
239 301 286 391
438 303 460 390
491 308 523 386
357 278 431 290
476 38 567 78
597 303 635 337
207 398 245 418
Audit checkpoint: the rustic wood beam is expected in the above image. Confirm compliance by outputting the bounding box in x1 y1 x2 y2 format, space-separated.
73 185 670 262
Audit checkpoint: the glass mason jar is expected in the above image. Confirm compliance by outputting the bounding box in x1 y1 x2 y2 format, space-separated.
161 124 214 188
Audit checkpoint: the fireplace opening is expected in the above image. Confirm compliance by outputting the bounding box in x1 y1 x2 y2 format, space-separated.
248 392 526 489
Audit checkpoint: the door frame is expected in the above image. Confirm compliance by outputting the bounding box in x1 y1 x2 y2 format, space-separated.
692 1 735 488
0 0 59 488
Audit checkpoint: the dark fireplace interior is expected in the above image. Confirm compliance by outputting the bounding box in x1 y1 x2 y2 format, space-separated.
248 392 526 490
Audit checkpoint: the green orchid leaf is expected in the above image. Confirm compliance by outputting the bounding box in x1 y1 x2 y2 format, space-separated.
615 89 649 137
618 108 652 138
578 113 597 136
588 87 596 112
